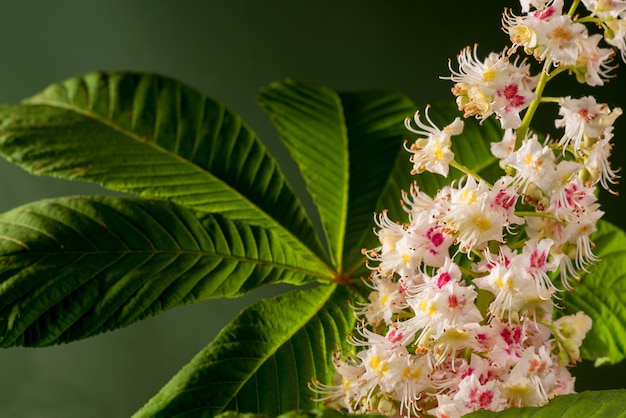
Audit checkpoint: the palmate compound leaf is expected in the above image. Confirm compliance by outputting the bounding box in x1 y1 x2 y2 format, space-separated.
561 220 626 365
257 80 417 272
0 196 331 347
0 71 327 265
133 283 360 418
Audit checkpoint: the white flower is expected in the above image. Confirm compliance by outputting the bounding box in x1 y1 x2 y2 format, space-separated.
560 204 604 269
443 177 507 252
491 128 517 159
444 46 537 128
547 173 596 221
554 96 622 153
474 259 554 321
501 347 553 407
540 15 588 66
356 275 406 325
575 33 617 86
310 352 366 412
388 353 432 416
554 311 593 348
581 0 626 18
405 107 463 177
502 135 557 195
504 3 587 68
454 374 502 413
584 136 620 191
490 175 525 228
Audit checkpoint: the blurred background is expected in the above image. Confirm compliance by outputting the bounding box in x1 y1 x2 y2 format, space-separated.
0 1 624 416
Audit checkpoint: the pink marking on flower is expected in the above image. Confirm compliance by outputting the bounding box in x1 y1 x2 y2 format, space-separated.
448 294 459 309
577 107 598 123
493 189 516 210
472 389 495 408
533 5 556 20
529 250 547 271
427 226 445 247
501 326 522 346
499 84 526 110
460 367 475 380
437 272 452 288
386 328 404 344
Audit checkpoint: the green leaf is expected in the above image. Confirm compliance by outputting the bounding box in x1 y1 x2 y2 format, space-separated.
258 80 349 270
0 71 328 265
338 90 417 272
258 80 417 272
0 196 330 347
464 389 626 417
561 220 626 364
133 284 360 418
215 408 383 418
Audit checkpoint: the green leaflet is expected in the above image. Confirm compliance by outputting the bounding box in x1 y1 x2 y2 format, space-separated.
463 390 626 417
133 284 360 418
338 90 418 273
0 196 330 347
215 409 383 418
257 80 417 272
562 220 626 364
206 390 626 418
0 72 327 265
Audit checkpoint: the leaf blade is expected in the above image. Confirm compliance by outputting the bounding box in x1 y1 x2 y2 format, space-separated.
0 196 330 347
562 220 626 364
0 71 328 265
258 79 349 270
338 90 417 271
464 389 626 417
133 284 360 418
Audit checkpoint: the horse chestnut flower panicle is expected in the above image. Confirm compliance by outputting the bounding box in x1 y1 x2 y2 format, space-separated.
311 1 624 416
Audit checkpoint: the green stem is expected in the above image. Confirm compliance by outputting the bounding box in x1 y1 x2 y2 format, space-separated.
540 97 564 103
450 160 492 187
459 265 480 279
516 60 552 147
567 0 581 17
515 210 563 223
574 16 603 25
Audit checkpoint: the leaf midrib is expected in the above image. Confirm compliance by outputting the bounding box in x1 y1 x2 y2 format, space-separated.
1 247 331 280
22 98 332 273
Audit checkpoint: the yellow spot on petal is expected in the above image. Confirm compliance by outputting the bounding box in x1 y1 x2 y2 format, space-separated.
369 355 389 375
434 146 444 161
419 299 437 316
473 214 492 231
380 293 389 306
402 366 422 381
494 276 513 290
461 189 477 205
483 68 497 82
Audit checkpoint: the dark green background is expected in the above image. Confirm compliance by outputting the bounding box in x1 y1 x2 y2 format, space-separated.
0 2 624 416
